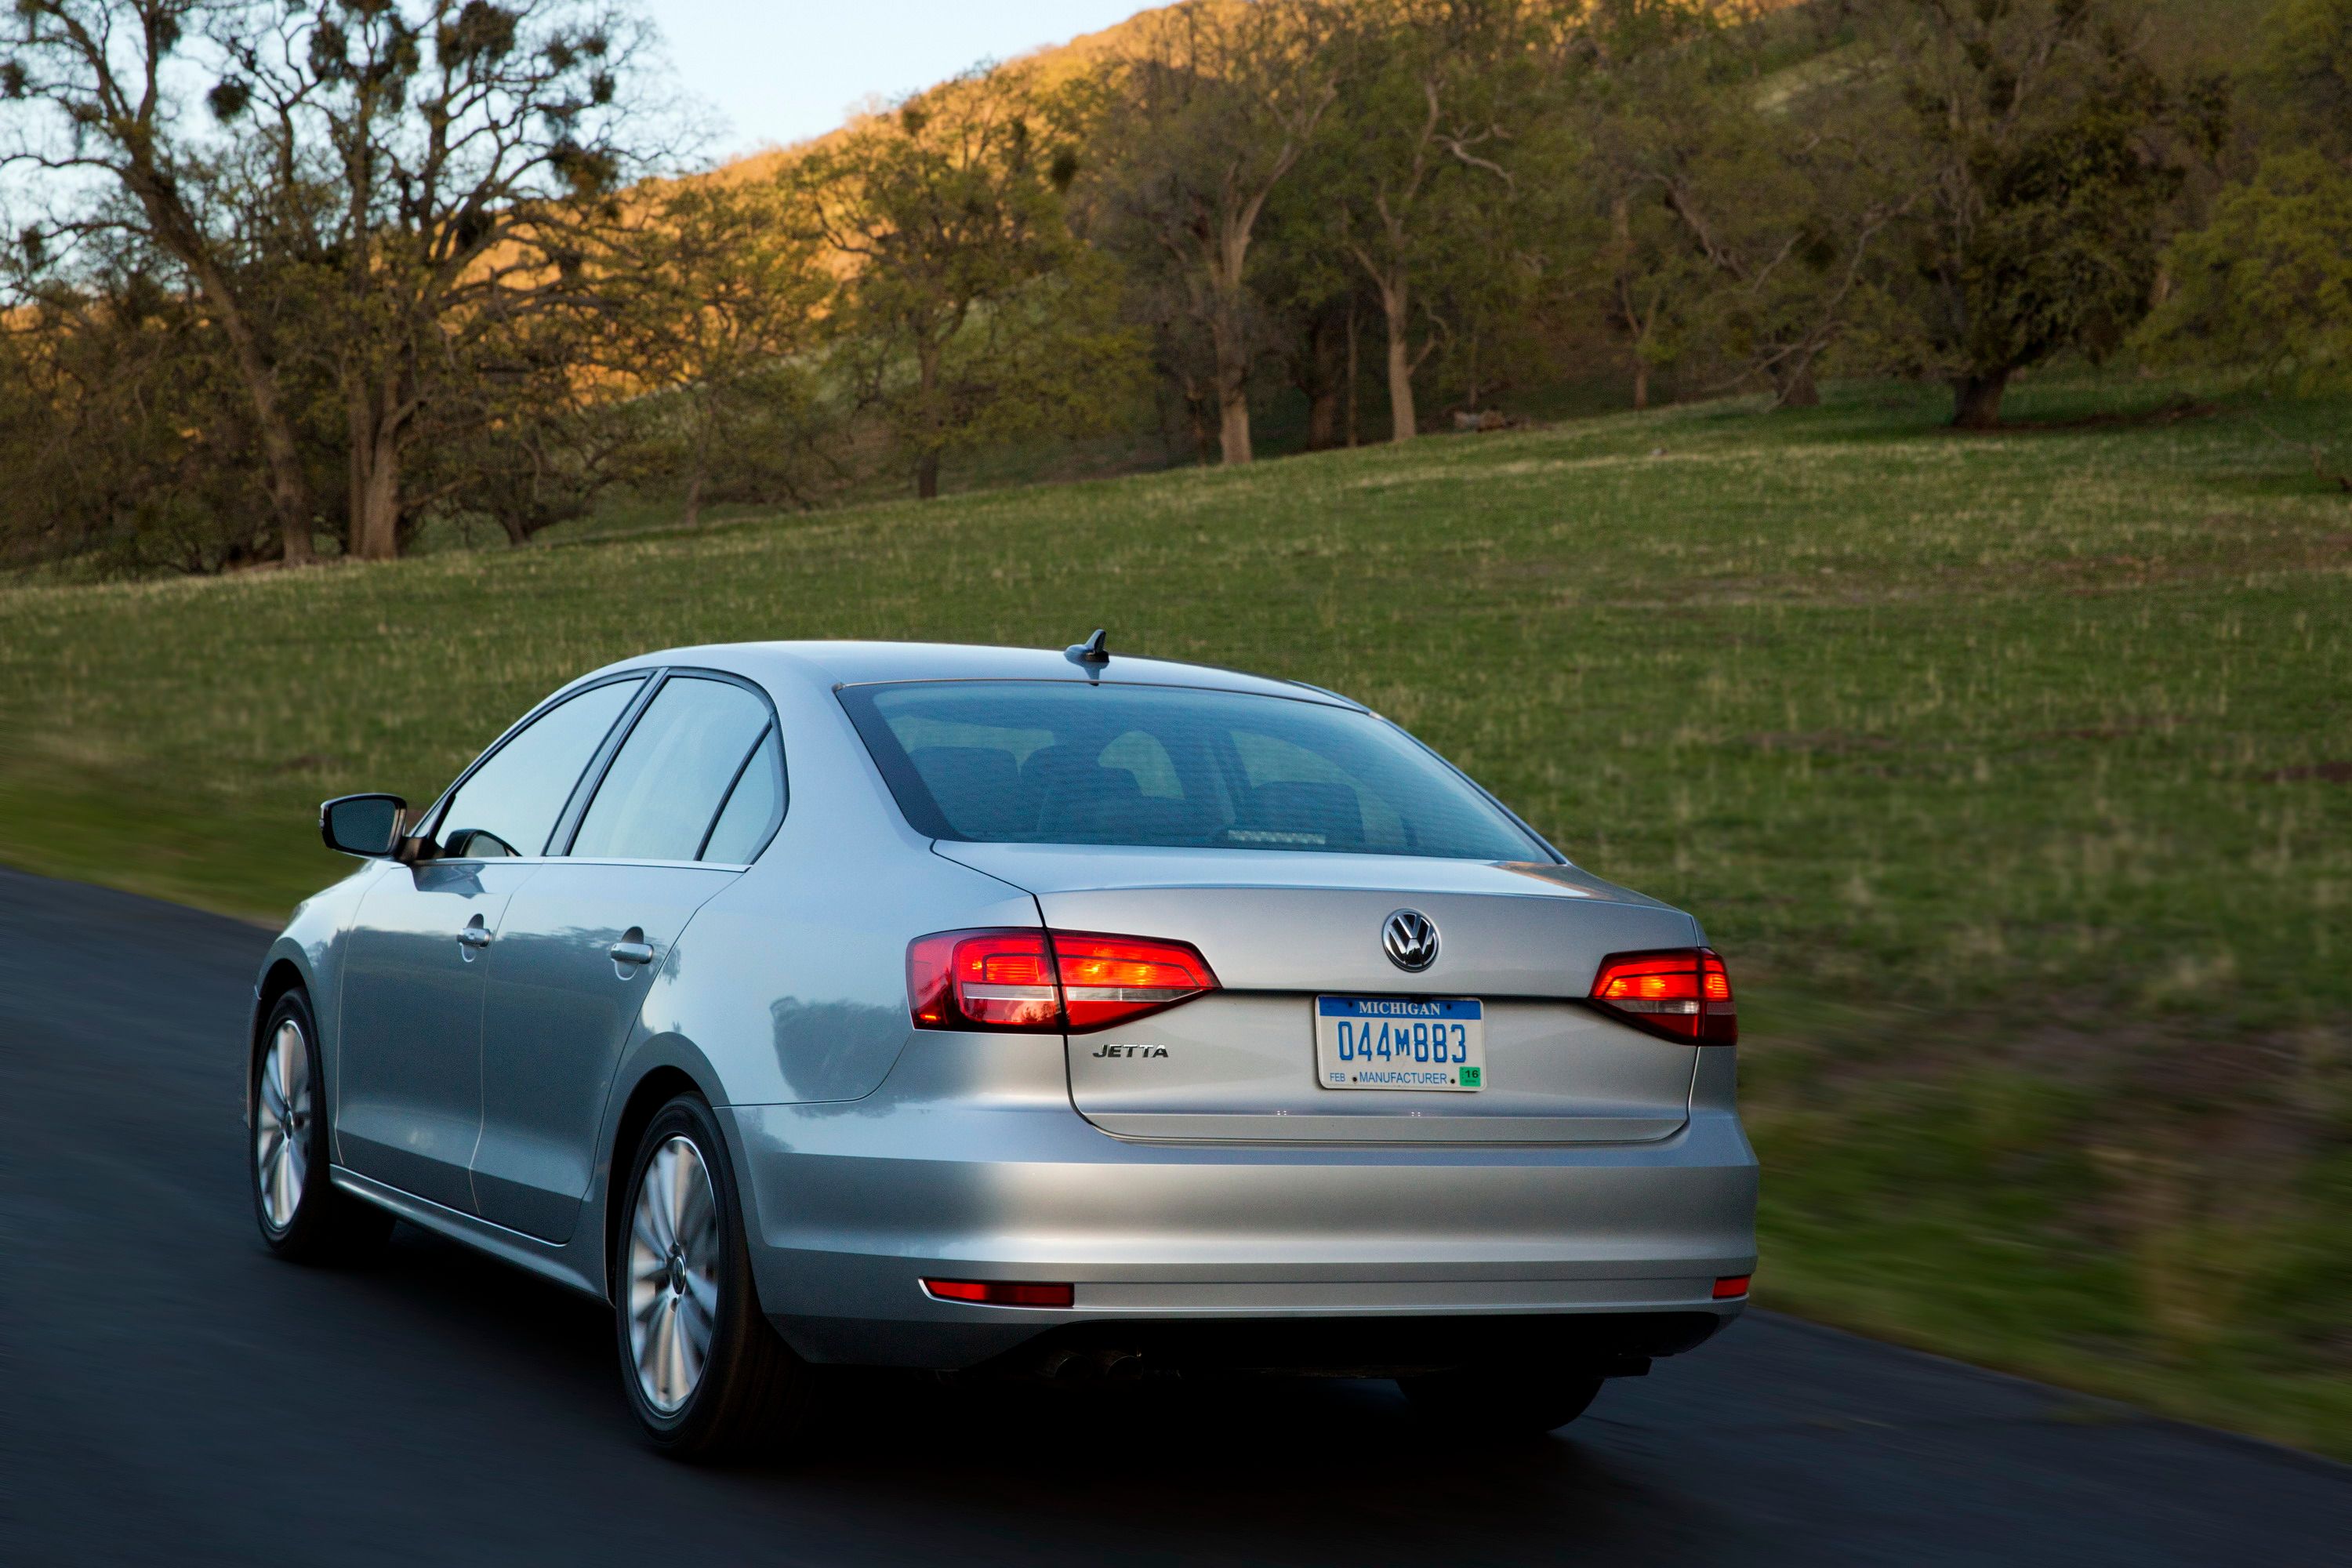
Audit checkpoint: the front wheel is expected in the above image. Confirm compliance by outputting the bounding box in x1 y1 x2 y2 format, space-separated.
614 1094 818 1460
249 988 393 1261
1396 1366 1605 1438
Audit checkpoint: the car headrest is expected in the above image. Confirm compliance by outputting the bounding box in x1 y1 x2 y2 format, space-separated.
909 746 1023 837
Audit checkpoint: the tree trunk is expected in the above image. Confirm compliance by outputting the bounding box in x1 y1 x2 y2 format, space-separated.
916 448 942 500
1344 293 1360 448
1305 388 1340 452
1218 389 1253 466
1633 358 1651 412
1299 307 1344 452
211 289 315 563
1209 302 1253 466
347 397 404 562
1380 278 1417 444
684 401 712 526
125 180 314 565
1189 380 1218 467
1952 369 2010 430
1773 358 1821 410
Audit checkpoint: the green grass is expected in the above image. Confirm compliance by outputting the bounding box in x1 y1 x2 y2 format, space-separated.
4 372 2350 1455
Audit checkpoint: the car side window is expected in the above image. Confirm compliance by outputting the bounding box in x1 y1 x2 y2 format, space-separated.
438 678 644 858
570 677 773 862
699 727 786 864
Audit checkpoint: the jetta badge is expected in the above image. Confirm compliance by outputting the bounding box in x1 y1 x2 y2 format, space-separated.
1382 909 1439 972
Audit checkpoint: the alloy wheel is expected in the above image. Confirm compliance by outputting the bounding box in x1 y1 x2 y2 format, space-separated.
254 1019 311 1231
626 1134 721 1414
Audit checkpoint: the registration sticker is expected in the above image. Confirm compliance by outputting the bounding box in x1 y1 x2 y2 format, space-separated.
1315 996 1485 1091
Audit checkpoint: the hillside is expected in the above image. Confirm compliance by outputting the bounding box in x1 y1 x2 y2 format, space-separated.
2 370 2348 1454
691 0 2272 187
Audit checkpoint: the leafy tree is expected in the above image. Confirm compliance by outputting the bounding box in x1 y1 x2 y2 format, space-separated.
0 276 282 572
2143 150 2352 388
1584 0 1915 410
2139 0 2351 485
1087 0 1342 464
403 303 626 546
1321 0 1547 441
2258 0 2352 150
792 71 1141 500
595 180 832 524
1244 138 1363 452
2 1 673 561
1860 0 2220 428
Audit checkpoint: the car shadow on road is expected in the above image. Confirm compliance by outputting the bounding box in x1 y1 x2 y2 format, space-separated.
358 1221 1719 1566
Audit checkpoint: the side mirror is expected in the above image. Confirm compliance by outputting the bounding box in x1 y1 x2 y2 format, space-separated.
320 793 408 858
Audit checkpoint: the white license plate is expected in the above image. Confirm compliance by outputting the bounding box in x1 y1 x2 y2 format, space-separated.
1316 996 1485 1091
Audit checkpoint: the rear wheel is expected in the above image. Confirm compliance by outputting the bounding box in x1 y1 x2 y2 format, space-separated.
249 988 393 1261
614 1094 817 1460
1396 1366 1604 1438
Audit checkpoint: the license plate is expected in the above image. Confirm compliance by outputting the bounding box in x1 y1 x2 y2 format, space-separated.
1316 996 1485 1091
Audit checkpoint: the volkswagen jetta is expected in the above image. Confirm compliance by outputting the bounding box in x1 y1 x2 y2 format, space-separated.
248 637 1758 1457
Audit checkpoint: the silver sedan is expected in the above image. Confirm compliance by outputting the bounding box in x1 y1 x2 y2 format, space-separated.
249 637 1758 1457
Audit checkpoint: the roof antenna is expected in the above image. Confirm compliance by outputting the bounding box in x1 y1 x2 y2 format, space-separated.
1065 627 1110 669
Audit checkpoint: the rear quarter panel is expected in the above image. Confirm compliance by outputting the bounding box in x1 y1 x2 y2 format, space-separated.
621 668 1043 1110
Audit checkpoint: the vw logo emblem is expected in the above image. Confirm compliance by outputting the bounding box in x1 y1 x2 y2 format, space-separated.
1382 909 1439 972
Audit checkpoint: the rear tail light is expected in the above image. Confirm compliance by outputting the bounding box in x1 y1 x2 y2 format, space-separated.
1588 948 1737 1045
1712 1274 1751 1300
909 931 1062 1029
908 928 1218 1033
921 1278 1075 1308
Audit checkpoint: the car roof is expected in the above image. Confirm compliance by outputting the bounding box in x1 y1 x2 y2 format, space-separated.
597 641 1367 710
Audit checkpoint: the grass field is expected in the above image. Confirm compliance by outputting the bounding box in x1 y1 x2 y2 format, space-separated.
4 372 2349 1455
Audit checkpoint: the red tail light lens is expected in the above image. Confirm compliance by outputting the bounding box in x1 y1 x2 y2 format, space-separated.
908 929 1217 1033
1712 1274 1751 1300
908 930 1062 1030
1588 948 1737 1045
1052 932 1218 1030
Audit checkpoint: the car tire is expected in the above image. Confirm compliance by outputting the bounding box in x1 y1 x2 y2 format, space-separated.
250 987 394 1262
614 1093 817 1461
1396 1366 1605 1437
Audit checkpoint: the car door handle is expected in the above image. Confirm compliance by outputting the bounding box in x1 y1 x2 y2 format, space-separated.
457 927 492 950
608 941 656 967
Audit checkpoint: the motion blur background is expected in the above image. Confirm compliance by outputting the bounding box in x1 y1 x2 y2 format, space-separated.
0 0 2347 1465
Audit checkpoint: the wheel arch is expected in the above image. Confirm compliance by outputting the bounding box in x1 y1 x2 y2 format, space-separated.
245 955 313 1128
601 1062 713 1299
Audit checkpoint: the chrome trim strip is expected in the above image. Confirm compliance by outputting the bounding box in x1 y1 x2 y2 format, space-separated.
329 1166 606 1302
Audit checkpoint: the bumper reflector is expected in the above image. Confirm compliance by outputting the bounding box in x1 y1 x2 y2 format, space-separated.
921 1278 1075 1308
1712 1275 1751 1300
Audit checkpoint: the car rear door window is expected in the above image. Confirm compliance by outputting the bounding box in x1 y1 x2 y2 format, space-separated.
699 727 786 864
438 677 644 858
570 677 771 862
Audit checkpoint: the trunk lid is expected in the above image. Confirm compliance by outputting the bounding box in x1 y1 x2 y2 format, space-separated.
935 844 1701 1144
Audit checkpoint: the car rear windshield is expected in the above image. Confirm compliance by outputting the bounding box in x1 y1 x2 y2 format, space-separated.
839 681 1552 862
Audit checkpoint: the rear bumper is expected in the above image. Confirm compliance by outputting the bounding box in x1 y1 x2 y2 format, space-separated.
720 1088 1758 1371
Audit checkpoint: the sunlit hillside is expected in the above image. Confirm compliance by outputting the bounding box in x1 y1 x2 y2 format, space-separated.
691 0 1820 184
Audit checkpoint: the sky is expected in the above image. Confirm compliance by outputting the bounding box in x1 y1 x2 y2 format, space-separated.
640 2 1161 162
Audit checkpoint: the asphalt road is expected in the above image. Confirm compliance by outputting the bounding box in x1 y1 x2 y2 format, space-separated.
2 865 2343 1566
